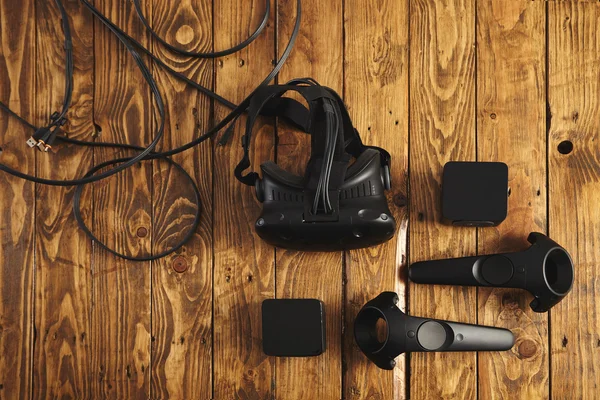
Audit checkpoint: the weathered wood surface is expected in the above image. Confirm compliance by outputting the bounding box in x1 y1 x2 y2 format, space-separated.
548 2 600 399
343 0 409 399
0 0 598 399
0 0 35 398
213 0 275 398
409 0 477 398
275 0 343 398
149 0 214 398
91 0 153 397
476 1 549 399
33 0 94 397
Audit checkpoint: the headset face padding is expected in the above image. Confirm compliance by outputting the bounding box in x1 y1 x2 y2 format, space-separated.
259 148 382 189
255 150 396 251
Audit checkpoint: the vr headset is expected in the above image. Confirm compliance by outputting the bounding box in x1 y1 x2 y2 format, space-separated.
234 79 396 251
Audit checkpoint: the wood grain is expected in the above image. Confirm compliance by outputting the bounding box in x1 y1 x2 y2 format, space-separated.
0 0 35 397
409 0 477 398
33 0 95 397
476 1 549 399
213 0 276 398
275 0 343 398
548 2 600 399
3 1 600 398
148 0 214 398
343 0 410 399
91 0 153 397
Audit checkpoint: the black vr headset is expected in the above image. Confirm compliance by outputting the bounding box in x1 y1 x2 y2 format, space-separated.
234 79 396 251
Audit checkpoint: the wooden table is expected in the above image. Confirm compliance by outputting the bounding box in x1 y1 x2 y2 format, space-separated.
0 0 598 398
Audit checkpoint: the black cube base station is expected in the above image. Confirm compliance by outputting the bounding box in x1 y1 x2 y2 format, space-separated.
262 299 326 357
442 161 509 227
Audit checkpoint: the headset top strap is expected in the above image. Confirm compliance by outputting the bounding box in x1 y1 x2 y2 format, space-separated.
234 82 390 186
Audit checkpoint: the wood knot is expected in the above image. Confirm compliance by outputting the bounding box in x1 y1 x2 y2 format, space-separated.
243 369 257 383
136 227 148 238
490 113 497 120
518 339 537 359
92 123 102 137
175 25 194 45
172 256 188 273
558 140 573 155
501 293 519 308
393 193 407 208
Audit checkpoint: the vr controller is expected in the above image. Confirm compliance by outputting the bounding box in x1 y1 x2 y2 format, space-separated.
409 232 574 312
354 232 574 369
354 292 514 370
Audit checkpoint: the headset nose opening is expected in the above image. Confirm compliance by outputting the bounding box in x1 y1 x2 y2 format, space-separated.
543 248 574 295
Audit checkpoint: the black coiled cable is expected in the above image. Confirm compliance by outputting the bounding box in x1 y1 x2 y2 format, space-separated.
0 0 166 187
132 0 271 59
0 0 303 261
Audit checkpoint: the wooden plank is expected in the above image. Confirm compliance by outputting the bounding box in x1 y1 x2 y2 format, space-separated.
548 2 600 399
91 0 153 397
275 0 343 398
213 0 276 397
409 0 477 398
32 0 95 397
148 0 214 398
0 0 35 397
475 1 549 398
476 1 548 399
343 0 410 399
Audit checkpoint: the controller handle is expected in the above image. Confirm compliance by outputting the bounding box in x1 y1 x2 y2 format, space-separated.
354 292 514 370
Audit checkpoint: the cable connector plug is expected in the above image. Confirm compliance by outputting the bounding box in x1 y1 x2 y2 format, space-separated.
36 140 52 152
27 127 56 152
26 137 39 148
27 127 50 149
